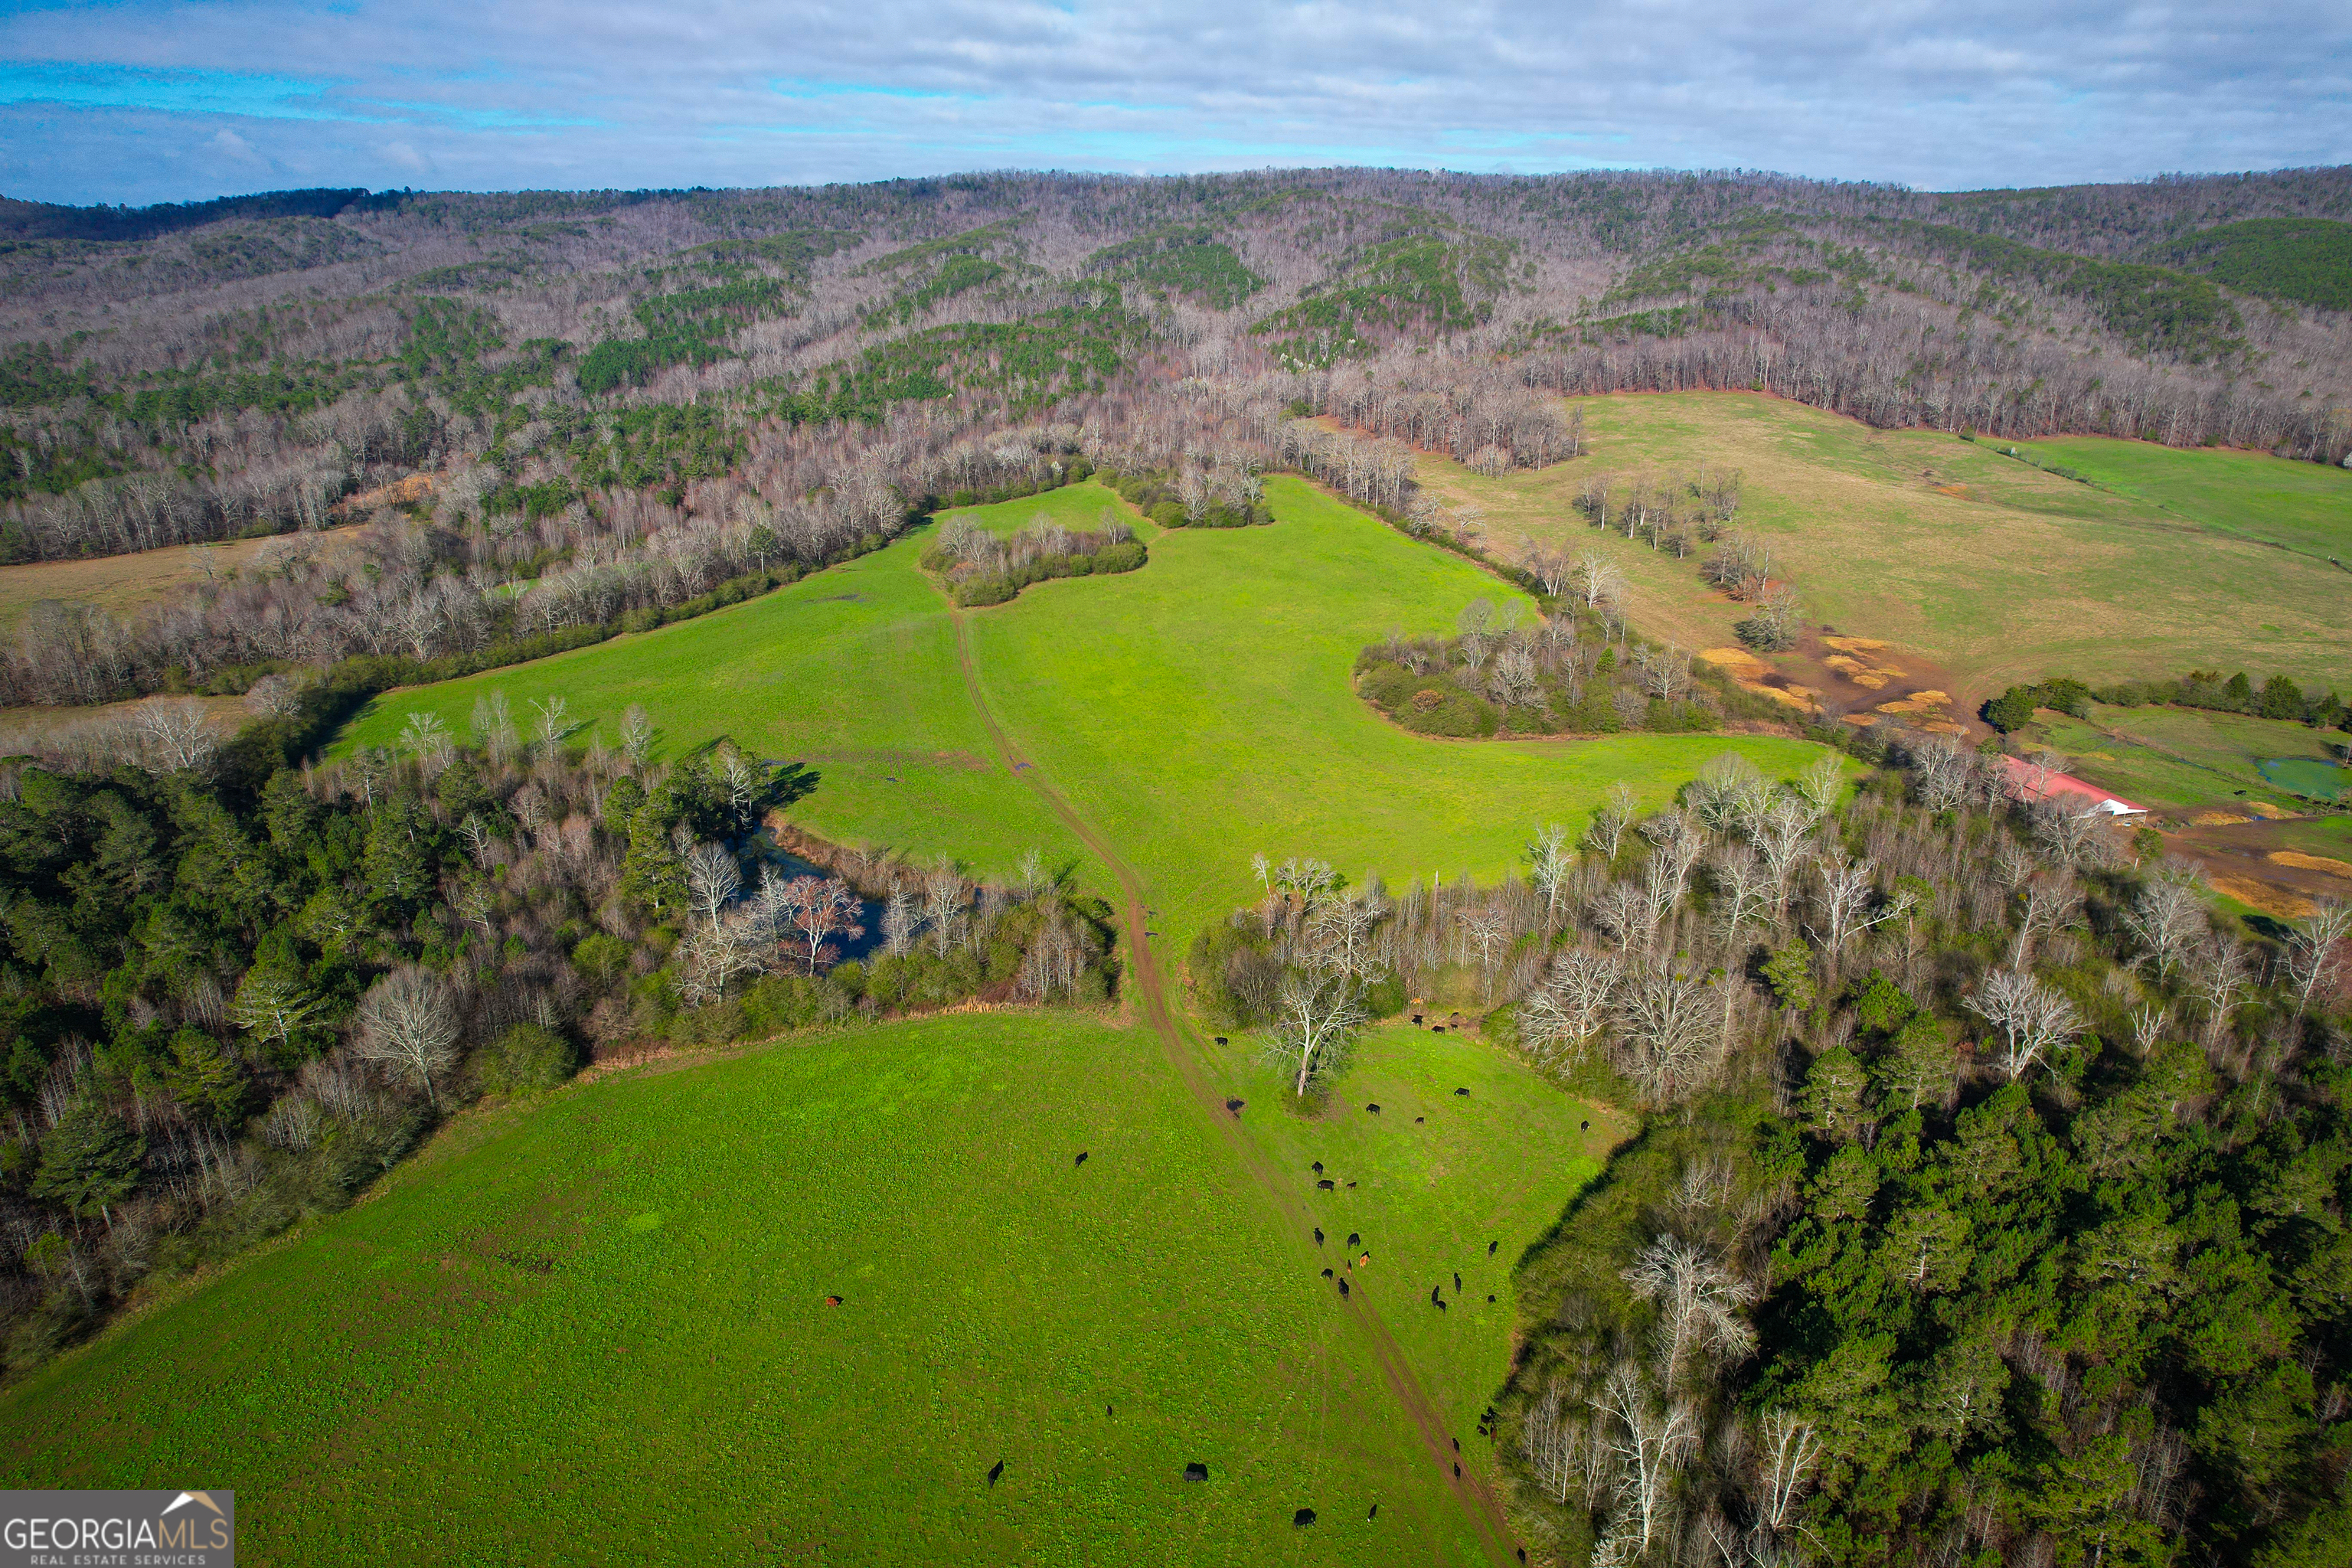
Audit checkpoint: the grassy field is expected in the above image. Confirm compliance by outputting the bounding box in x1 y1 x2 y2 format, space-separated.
0 524 369 627
1227 1023 1609 1450
0 1014 1516 1564
967 475 1826 938
336 535 1089 887
2021 702 2350 817
65 472 1841 1561
947 479 1141 538
349 474 1827 930
1414 392 2352 705
2010 434 2352 564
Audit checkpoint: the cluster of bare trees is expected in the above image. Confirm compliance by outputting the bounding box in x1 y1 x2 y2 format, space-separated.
928 508 1132 583
1295 361 1583 472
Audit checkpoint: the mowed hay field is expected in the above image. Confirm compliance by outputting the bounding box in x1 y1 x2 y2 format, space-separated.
2 1013 1562 1564
1413 392 2352 704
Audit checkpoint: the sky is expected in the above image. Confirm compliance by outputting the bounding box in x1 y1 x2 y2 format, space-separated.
0 0 2346 206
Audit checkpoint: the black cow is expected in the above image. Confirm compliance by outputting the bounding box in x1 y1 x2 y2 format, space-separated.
1317 1178 1335 1191
1293 1509 1317 1527
1074 1152 1088 1166
987 1460 1004 1486
1184 1462 1209 1482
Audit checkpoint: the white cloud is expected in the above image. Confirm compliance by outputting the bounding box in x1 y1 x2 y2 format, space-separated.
0 0 2343 201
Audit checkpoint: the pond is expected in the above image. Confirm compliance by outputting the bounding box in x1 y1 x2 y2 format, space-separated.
757 848 887 964
2256 756 2348 801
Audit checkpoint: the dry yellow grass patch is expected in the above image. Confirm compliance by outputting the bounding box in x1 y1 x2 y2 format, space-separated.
2190 811 2251 826
2269 851 2352 879
0 524 368 627
2210 876 2318 920
1697 646 1817 711
2243 801 2295 820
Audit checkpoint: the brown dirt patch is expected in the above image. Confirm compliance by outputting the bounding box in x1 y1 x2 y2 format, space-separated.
336 472 438 515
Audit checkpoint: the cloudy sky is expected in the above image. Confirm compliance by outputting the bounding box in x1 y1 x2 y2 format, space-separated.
0 1 2345 205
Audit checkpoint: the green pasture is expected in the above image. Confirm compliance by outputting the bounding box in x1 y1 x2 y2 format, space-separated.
0 1014 1499 1565
2022 702 2347 814
2010 434 2352 564
139 469 1841 1561
967 475 1826 938
1224 1022 1607 1450
335 536 1090 888
945 478 1142 538
1417 391 2352 700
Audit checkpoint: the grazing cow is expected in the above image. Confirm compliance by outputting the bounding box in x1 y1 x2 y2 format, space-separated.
1214 1037 1228 1046
1359 1253 1371 1269
1074 1152 1088 1166
988 1460 1004 1486
1312 1161 1323 1174
1488 1240 1498 1256
1314 1227 1325 1244
824 1295 843 1306
1184 1462 1209 1482
1321 1268 1333 1279
1436 1298 1448 1311
1430 1285 1442 1306
1366 1103 1380 1113
1448 1012 1464 1029
1317 1178 1335 1191
1430 1026 1444 1034
1452 1437 1461 1452
1347 1181 1357 1187
1348 1233 1361 1246
1107 1405 1114 1416
1579 1119 1589 1131
1411 1014 1423 1025
1415 1116 1425 1123
1488 1295 1497 1303
1293 1509 1317 1527
1227 1098 1245 1116
1453 1462 1462 1477
1367 1504 1380 1520
1338 1278 1350 1297
1454 1087 1470 1097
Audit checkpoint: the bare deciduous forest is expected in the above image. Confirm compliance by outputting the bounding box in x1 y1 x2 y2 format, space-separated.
2 168 2347 710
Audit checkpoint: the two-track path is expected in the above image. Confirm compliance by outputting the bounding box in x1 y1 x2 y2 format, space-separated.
952 614 1517 1566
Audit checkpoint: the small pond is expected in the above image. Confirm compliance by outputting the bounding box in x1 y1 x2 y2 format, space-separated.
2256 757 2348 801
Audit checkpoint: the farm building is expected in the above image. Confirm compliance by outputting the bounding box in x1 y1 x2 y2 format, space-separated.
1998 755 2148 815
